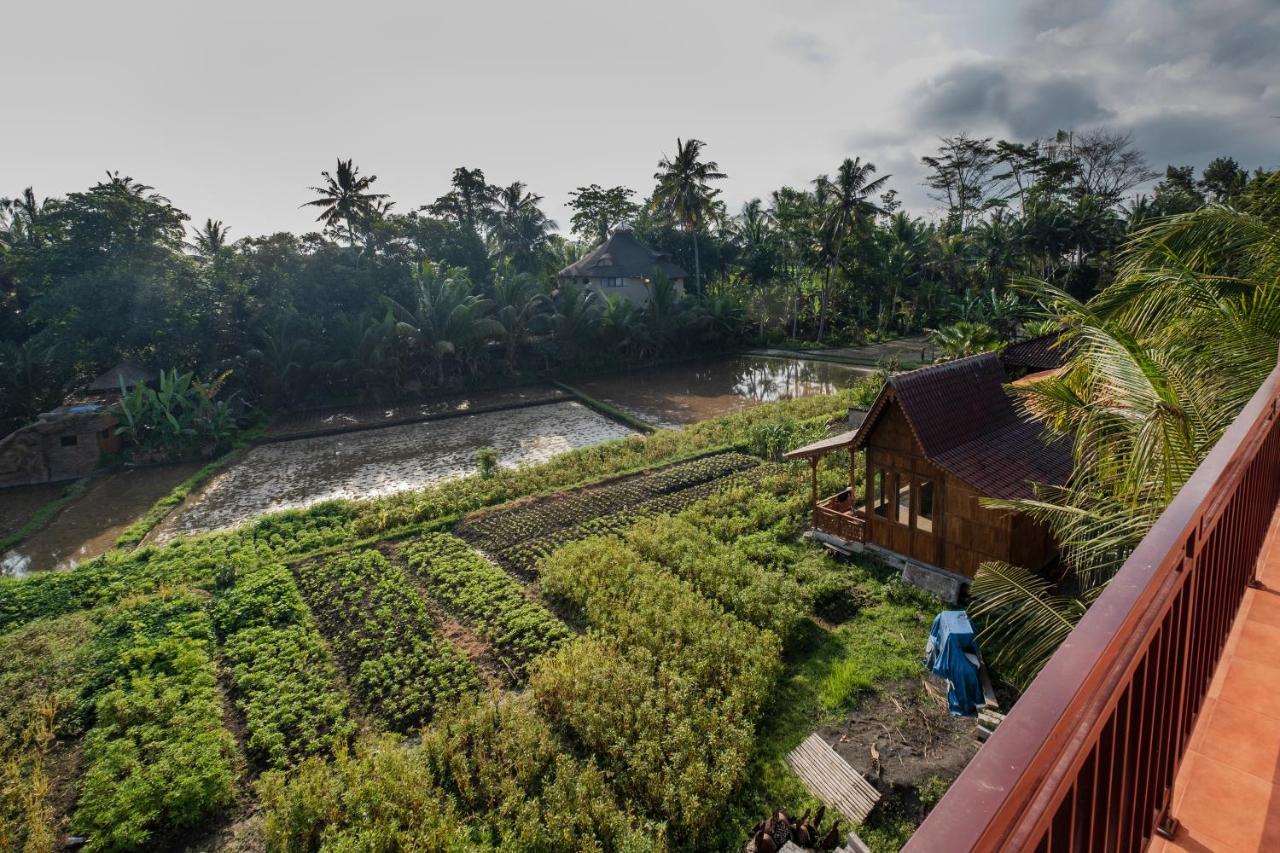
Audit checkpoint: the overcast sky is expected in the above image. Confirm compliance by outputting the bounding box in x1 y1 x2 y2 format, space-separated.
6 0 1278 239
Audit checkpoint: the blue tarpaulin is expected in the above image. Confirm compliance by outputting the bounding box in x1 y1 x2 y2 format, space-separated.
924 610 983 716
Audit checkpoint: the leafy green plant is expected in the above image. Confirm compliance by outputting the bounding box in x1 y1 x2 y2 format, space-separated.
72 591 236 852
114 368 239 458
212 562 354 767
291 550 478 729
474 446 499 479
401 534 569 678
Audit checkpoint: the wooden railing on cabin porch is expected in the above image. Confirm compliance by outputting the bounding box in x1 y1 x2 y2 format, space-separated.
905 357 1280 852
814 491 866 543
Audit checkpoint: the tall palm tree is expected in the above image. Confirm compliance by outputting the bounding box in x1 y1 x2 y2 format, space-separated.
187 219 231 258
489 182 558 273
970 177 1280 688
303 158 391 245
812 157 890 341
652 138 726 299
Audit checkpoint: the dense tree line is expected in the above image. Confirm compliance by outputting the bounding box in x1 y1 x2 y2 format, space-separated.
0 131 1269 431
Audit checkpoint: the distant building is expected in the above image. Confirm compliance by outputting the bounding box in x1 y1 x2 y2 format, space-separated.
786 353 1071 601
557 226 688 307
0 362 154 488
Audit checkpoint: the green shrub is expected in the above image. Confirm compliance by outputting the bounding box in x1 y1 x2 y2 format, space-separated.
533 536 781 833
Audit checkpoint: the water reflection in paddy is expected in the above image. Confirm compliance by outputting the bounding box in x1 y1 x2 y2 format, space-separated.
154 400 634 541
576 355 871 429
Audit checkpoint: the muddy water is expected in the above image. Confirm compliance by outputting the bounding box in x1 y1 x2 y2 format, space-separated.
0 483 64 540
1 464 202 577
154 401 634 540
576 355 872 429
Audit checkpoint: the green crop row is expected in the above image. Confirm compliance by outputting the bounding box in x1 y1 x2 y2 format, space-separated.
258 694 663 852
457 451 759 548
479 464 765 575
622 515 809 640
532 536 782 834
72 590 237 852
400 534 569 678
0 611 98 851
291 550 478 730
0 503 355 634
212 561 355 768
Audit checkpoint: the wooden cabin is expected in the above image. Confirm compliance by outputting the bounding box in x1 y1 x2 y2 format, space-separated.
786 353 1071 600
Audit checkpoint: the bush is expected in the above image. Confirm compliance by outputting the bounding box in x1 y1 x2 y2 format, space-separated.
401 534 569 678
533 537 781 833
72 591 236 851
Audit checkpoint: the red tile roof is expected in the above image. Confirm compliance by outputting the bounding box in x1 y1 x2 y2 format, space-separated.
853 353 1071 500
1001 332 1072 372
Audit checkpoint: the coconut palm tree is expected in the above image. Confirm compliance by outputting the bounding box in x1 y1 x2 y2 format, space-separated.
812 157 890 341
547 285 601 368
303 158 391 245
489 182 558 274
390 262 503 385
491 267 549 373
970 177 1280 688
652 138 726 299
188 219 231 258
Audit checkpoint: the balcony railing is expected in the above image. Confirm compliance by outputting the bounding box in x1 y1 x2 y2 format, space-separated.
905 357 1280 852
814 491 866 543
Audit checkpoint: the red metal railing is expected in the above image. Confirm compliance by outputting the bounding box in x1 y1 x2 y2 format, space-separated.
905 358 1280 852
815 493 866 543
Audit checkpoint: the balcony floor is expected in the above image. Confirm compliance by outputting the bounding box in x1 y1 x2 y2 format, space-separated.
1153 509 1280 852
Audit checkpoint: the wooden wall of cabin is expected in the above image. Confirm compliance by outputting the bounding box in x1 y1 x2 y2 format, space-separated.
941 480 1016 578
863 402 946 568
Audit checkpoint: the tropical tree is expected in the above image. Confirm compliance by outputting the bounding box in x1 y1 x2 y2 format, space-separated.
652 138 726 298
970 175 1280 688
488 182 557 274
927 320 1001 360
568 185 640 243
491 267 549 373
427 167 497 236
303 158 391 245
813 157 890 341
391 261 503 385
546 285 601 367
188 219 231 258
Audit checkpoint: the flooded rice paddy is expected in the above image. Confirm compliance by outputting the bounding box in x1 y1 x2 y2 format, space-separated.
154 400 634 540
2 464 201 576
576 354 872 428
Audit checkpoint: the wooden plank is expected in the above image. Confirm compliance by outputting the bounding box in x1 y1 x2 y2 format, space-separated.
785 733 881 825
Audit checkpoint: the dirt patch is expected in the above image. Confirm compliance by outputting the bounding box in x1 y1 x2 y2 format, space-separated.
821 676 979 793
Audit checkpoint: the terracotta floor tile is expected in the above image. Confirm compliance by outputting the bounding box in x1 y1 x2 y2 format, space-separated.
1247 590 1280 629
1217 657 1280 720
1197 698 1280 783
1232 618 1280 667
1186 697 1217 756
1174 753 1272 852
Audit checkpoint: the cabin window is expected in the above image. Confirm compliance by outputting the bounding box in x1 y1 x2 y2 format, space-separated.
895 477 911 525
917 479 934 533
60 434 78 447
873 469 888 517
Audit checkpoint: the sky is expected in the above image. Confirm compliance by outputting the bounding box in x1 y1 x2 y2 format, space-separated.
6 0 1278 239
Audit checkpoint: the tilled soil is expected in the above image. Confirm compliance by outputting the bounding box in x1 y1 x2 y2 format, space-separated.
821 676 980 792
